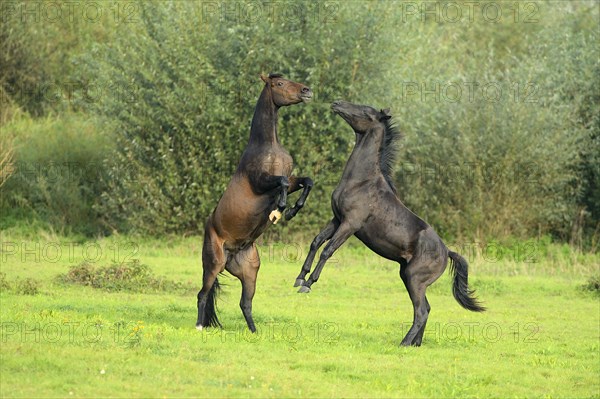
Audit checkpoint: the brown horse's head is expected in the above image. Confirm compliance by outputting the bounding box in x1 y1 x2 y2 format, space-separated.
260 73 312 107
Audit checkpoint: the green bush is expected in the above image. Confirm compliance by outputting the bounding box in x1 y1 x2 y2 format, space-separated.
59 261 190 293
15 278 40 295
0 113 113 235
85 1 396 235
84 1 598 240
1 1 597 242
0 1 118 117
0 272 10 291
582 275 600 296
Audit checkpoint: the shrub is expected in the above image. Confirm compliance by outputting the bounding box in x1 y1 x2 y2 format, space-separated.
15 278 40 295
582 275 600 295
0 273 11 291
0 113 114 235
59 261 190 293
84 1 598 241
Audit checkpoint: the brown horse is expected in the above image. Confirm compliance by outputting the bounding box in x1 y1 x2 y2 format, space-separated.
196 74 313 332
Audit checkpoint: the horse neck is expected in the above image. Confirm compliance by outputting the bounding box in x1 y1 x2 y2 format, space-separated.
248 86 279 147
343 126 385 180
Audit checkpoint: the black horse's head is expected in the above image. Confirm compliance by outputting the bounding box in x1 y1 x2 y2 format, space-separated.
260 73 312 107
331 100 391 134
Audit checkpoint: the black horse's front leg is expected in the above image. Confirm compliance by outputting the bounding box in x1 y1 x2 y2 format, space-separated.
249 172 290 223
285 176 313 221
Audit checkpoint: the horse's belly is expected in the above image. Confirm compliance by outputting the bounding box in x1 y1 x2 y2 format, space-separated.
212 178 275 246
355 229 404 262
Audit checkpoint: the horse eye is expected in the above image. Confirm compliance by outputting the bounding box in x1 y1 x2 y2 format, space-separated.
277 82 284 87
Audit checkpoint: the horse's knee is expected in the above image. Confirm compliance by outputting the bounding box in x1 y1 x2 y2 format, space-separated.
309 239 320 252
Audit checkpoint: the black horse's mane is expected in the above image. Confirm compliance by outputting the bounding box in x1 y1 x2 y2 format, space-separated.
379 118 402 193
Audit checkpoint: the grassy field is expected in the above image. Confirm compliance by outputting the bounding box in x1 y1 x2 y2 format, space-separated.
0 232 598 398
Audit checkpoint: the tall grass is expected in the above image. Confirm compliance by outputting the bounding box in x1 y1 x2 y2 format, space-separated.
0 113 114 235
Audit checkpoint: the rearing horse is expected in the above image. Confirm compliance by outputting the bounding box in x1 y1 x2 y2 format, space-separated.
196 74 313 332
295 101 484 346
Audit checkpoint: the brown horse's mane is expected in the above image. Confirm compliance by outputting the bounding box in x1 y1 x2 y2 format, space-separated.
379 118 402 193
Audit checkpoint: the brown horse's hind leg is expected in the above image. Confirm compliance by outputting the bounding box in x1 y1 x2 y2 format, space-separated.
196 225 226 330
295 218 338 287
226 244 261 333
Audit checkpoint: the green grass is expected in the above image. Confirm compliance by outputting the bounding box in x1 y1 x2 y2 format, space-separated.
1 233 598 398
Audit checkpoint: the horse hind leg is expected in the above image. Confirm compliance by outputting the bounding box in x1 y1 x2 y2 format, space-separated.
399 263 433 346
226 244 261 333
196 226 226 330
399 262 428 346
399 254 446 346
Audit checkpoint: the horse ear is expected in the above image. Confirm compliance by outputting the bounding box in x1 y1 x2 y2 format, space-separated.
380 108 392 120
260 74 268 83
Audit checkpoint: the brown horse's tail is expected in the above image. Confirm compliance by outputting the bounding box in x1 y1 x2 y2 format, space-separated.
204 277 222 328
448 251 486 312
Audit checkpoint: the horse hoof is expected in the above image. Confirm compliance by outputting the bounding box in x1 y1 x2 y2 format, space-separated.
269 209 282 224
294 278 305 287
298 286 311 293
195 324 203 331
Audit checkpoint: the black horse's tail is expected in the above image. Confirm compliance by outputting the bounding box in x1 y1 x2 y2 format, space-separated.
448 251 486 312
204 278 222 328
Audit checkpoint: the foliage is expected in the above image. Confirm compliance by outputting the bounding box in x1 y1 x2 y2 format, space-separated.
0 273 41 295
14 277 41 295
0 1 598 243
582 274 600 295
0 129 14 187
59 260 190 293
84 1 599 240
0 113 113 235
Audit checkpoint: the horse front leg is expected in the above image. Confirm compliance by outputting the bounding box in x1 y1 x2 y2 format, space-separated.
295 218 338 287
299 221 355 293
285 176 314 221
249 172 290 224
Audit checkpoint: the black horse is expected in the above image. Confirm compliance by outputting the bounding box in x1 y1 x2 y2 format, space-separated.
295 101 484 346
196 74 313 332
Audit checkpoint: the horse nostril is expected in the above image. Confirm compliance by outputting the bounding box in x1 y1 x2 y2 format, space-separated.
302 87 310 93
